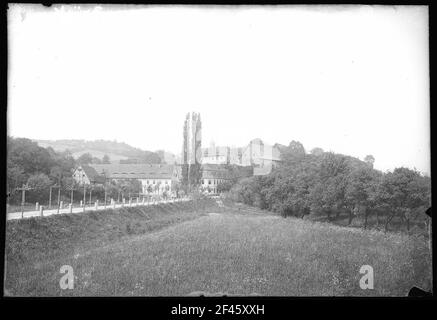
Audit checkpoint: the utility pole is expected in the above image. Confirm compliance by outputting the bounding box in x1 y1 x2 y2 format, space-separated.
49 184 59 210
89 186 93 205
104 179 107 209
66 185 76 206
83 183 86 211
16 184 33 218
57 178 62 214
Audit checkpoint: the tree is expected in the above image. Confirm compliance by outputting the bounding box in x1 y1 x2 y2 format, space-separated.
27 173 52 190
91 157 102 164
147 184 153 194
217 180 234 193
7 137 55 176
345 166 380 227
115 179 142 198
154 181 162 194
172 180 181 197
102 154 111 164
310 147 324 156
50 166 64 184
26 173 52 203
77 153 93 165
280 140 306 164
288 140 306 155
310 175 348 220
375 168 430 232
7 137 79 204
364 155 375 168
319 152 350 180
7 165 26 192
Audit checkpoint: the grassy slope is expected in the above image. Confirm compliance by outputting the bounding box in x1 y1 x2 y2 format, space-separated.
4 201 432 297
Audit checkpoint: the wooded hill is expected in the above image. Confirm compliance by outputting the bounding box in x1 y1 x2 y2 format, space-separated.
33 139 163 164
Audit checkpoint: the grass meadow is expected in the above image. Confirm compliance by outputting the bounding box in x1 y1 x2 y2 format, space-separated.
4 199 432 296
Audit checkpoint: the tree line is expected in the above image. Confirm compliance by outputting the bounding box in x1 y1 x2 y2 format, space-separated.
6 137 161 206
228 141 431 232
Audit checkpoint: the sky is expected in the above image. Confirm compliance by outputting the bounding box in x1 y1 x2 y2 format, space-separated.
7 4 430 174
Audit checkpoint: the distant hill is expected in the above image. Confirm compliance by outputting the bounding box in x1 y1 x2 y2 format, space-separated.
33 139 164 164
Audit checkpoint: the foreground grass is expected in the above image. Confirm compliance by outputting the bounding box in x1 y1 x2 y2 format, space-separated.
5 200 432 296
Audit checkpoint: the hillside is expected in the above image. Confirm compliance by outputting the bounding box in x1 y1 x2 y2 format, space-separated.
33 139 175 164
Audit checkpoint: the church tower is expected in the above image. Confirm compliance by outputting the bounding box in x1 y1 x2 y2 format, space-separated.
181 112 202 190
182 112 202 165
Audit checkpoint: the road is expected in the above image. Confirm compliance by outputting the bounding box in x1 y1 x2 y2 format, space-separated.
6 197 190 221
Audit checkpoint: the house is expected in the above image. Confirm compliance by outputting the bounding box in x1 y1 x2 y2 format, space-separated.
201 164 232 193
73 164 179 195
72 165 106 185
200 164 253 193
201 142 230 165
241 138 282 175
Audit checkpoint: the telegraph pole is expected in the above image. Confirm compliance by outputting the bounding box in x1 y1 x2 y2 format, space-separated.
49 184 59 210
89 185 93 206
57 179 61 214
66 185 76 205
16 184 33 218
83 183 86 211
49 186 52 209
104 179 107 209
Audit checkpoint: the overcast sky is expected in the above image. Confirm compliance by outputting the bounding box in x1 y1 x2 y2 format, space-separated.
8 4 429 174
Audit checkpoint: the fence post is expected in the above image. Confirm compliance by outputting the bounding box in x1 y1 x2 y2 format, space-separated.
40 206 44 217
35 202 39 211
95 200 99 210
113 200 116 209
69 203 73 213
80 200 83 207
60 201 63 209
129 198 132 207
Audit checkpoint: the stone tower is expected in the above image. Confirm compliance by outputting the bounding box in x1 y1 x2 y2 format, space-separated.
182 112 202 165
181 112 202 190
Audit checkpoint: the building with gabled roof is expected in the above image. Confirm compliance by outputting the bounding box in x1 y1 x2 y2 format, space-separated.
72 164 180 195
72 165 106 185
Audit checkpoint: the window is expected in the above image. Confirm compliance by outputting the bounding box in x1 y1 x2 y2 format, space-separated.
208 180 211 185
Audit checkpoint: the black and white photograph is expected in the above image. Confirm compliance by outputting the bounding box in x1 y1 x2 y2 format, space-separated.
4 4 432 298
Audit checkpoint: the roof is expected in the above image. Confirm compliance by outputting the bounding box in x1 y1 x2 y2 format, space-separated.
89 164 175 180
77 165 106 184
81 165 99 179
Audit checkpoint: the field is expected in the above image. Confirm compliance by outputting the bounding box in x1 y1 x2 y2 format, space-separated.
4 199 432 296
